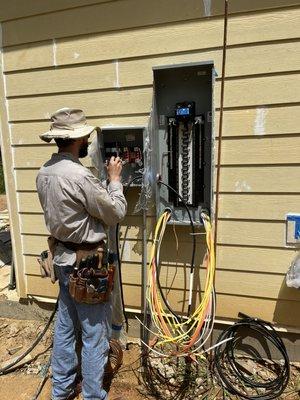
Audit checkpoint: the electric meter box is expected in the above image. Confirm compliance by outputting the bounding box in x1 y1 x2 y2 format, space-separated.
97 127 145 186
153 62 214 225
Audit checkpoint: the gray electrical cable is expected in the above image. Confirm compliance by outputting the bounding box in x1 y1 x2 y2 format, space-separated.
31 354 52 400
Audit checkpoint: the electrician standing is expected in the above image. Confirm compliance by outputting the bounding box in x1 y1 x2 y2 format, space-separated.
36 108 127 400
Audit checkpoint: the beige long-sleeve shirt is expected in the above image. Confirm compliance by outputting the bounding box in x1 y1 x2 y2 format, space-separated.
36 152 127 266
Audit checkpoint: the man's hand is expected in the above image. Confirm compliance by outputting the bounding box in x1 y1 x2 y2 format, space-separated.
107 156 122 182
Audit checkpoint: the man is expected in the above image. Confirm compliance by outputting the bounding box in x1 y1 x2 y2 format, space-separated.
36 108 127 400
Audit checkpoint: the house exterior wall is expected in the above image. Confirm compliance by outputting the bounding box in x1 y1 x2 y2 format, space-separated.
0 1 299 328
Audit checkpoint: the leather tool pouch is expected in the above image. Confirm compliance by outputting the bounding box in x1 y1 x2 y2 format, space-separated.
68 244 115 304
37 236 57 284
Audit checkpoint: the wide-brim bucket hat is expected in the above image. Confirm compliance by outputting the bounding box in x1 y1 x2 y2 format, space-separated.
40 107 97 143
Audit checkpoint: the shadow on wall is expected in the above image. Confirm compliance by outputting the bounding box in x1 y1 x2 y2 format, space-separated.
1 1 207 47
0 150 5 194
273 275 300 361
1 1 294 47
273 275 300 328
157 224 207 315
118 206 207 315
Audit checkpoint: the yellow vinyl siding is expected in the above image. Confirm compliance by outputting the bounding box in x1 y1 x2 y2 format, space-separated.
25 245 296 275
8 88 153 121
25 275 300 327
25 261 300 302
0 0 111 22
15 166 300 193
3 7 300 71
41 8 300 65
219 166 300 193
10 116 149 145
17 192 300 221
10 104 300 147
7 74 300 122
13 135 300 169
19 215 288 248
2 2 299 47
5 42 300 96
1 1 300 327
3 41 54 72
217 246 296 274
6 63 117 96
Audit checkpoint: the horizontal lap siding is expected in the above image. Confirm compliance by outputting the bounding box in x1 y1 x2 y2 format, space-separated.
6 41 300 96
25 259 300 301
2 2 299 47
8 88 153 122
12 135 300 168
2 3 300 327
6 74 300 121
219 166 300 193
40 12 300 67
18 192 300 221
15 166 300 192
25 245 296 274
13 145 93 168
0 1 112 22
9 104 300 146
18 214 288 248
3 8 300 71
25 275 300 327
10 116 150 145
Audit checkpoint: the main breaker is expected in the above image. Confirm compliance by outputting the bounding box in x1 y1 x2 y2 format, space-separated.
153 62 214 224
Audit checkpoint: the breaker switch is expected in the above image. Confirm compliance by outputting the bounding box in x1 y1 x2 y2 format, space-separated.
134 147 143 166
123 147 130 163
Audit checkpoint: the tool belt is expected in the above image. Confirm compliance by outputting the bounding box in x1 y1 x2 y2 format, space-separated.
38 238 115 304
64 241 115 304
38 238 105 284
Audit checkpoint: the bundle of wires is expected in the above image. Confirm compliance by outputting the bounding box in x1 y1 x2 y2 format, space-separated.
141 208 217 357
214 316 290 399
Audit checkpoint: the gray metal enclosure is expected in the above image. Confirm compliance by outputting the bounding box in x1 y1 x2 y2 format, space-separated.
153 62 214 225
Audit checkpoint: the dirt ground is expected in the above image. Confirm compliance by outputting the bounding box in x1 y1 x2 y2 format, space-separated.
0 317 150 400
0 195 7 211
0 316 300 400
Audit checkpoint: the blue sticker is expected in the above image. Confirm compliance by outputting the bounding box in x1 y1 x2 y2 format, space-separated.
296 221 300 240
287 215 300 240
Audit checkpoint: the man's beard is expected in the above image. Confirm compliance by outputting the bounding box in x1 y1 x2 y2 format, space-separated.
79 142 88 158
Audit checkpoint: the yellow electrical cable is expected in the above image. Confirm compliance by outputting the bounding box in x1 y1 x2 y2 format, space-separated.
145 210 216 353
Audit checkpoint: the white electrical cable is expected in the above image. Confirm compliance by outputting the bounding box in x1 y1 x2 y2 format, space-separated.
142 209 216 356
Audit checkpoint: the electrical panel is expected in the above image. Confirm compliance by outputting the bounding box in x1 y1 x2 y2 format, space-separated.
97 127 145 186
153 62 214 224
